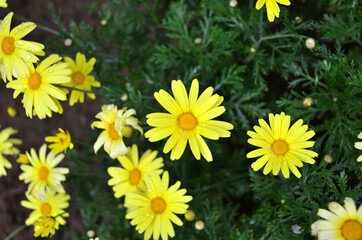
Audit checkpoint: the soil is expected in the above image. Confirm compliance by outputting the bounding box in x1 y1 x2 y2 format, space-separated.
0 1 103 239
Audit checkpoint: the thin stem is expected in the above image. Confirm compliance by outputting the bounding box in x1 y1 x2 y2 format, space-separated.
11 12 59 36
56 85 98 94
18 116 48 136
5 224 28 240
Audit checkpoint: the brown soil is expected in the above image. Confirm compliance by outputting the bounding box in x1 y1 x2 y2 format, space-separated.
0 0 103 239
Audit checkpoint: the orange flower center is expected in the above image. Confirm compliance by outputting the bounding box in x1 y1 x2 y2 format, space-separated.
72 72 85 85
151 197 166 214
129 168 141 185
178 113 197 130
2 37 15 55
341 220 362 240
108 123 120 140
271 140 288 156
39 166 49 181
40 203 52 215
121 125 133 138
28 72 42 90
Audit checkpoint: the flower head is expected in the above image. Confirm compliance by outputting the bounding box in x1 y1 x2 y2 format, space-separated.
19 144 69 195
255 0 291 22
246 112 318 178
0 12 45 82
21 191 70 226
62 52 100 106
0 0 7 8
45 128 74 153
145 79 233 162
108 144 164 198
34 215 60 238
125 171 192 240
6 54 71 119
354 132 362 162
0 125 22 177
316 197 362 240
91 104 143 159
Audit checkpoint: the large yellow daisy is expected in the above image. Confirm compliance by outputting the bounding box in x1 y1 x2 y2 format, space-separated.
255 0 291 22
45 128 74 153
125 171 192 240
0 0 7 8
0 125 22 177
316 197 362 240
0 12 45 82
108 144 164 198
246 112 318 178
62 52 101 106
21 191 70 226
19 144 69 195
91 104 143 159
145 79 233 162
6 54 71 119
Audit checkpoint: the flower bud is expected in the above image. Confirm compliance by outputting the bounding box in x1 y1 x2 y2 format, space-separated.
185 210 195 221
7 107 17 118
306 38 316 49
195 220 205 230
303 97 313 108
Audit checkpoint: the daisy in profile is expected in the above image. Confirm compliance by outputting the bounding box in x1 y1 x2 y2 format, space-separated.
145 79 233 162
316 197 362 240
34 215 60 238
19 144 69 195
108 144 164 198
354 132 362 162
21 191 70 226
246 112 318 178
45 128 74 153
91 105 143 159
62 52 101 106
0 125 22 177
255 0 291 22
125 171 193 240
0 0 7 8
6 54 71 119
0 12 45 82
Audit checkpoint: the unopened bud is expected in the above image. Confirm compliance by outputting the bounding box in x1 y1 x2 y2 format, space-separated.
324 155 332 163
303 97 313 108
87 230 95 238
184 210 195 221
64 38 72 47
229 0 237 7
121 93 128 101
195 220 205 230
250 47 256 53
295 16 302 24
333 97 338 102
100 19 107 25
7 107 17 118
194 37 202 44
306 38 315 49
281 199 285 204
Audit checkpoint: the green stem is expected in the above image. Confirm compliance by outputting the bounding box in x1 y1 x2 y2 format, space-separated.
18 116 48 136
5 224 28 240
11 12 60 36
56 85 98 94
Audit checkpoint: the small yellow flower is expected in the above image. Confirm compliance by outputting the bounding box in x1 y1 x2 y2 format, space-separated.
34 215 60 238
0 125 22 177
354 132 362 162
7 106 17 117
6 54 71 119
255 0 291 22
316 197 362 240
108 144 164 198
0 0 7 8
0 12 45 82
19 144 69 195
45 128 74 153
62 52 101 106
91 104 143 159
16 153 30 164
246 112 318 178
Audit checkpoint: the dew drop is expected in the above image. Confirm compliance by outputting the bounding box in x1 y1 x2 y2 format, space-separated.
26 55 31 60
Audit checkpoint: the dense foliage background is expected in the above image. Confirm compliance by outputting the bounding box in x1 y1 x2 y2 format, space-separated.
2 0 361 239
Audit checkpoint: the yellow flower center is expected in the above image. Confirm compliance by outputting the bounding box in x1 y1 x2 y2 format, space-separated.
108 123 120 140
341 220 362 240
40 203 52 215
271 140 288 156
39 166 49 181
178 113 197 130
72 72 85 85
28 72 42 90
129 168 141 185
121 125 134 138
151 197 166 214
2 37 15 55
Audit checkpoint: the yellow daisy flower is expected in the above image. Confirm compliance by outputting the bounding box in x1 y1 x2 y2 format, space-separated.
16 153 30 164
316 197 362 240
255 0 291 22
21 191 70 226
45 128 74 153
0 125 22 177
108 144 164 198
145 79 233 162
0 0 7 8
19 144 69 195
62 52 101 106
91 104 143 159
6 54 71 119
34 215 60 238
246 112 318 178
125 171 193 240
0 12 45 82
354 132 362 162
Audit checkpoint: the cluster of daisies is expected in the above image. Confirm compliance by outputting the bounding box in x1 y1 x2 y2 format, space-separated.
0 2 361 240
